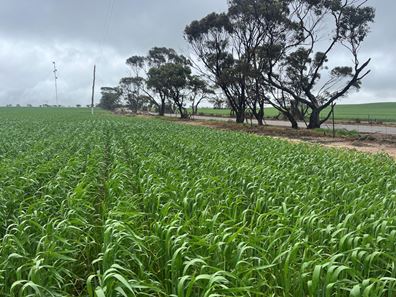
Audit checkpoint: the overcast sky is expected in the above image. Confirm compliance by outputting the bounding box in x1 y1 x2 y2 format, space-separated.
0 0 394 106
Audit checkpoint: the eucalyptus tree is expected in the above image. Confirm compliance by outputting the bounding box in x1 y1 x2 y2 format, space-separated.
209 95 227 110
247 0 375 128
186 0 374 129
228 0 305 128
127 47 212 119
119 77 145 112
126 48 185 116
189 75 215 115
147 61 192 119
185 13 249 123
227 0 276 126
185 4 279 125
98 87 121 110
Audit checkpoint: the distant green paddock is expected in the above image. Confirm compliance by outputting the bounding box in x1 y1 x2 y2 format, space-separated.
194 103 396 122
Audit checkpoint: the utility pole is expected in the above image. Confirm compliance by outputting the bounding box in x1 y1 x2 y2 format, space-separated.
52 62 59 106
91 65 96 115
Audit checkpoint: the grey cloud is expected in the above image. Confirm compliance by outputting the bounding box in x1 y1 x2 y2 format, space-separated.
0 0 227 106
0 0 227 54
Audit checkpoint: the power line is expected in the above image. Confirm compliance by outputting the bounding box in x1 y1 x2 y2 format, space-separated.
92 0 116 109
97 0 116 64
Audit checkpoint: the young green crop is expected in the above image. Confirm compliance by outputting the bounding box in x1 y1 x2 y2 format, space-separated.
0 107 395 296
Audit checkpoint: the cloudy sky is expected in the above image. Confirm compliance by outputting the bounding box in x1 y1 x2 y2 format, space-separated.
0 0 394 106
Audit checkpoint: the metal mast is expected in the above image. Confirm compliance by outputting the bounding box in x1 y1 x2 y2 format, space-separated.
52 61 58 106
91 65 96 115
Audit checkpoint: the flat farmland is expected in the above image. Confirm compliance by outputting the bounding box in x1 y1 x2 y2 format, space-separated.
0 108 395 296
195 102 396 122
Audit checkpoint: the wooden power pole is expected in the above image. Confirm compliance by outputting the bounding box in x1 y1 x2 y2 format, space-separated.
91 65 96 115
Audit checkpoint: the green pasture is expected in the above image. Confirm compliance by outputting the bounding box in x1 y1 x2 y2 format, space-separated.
194 102 396 122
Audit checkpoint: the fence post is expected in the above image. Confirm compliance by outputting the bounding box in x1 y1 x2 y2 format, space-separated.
332 103 336 138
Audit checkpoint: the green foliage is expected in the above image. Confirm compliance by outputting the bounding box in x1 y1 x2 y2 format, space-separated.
185 0 376 128
185 12 232 42
125 47 210 118
0 108 395 296
99 87 122 110
147 63 191 92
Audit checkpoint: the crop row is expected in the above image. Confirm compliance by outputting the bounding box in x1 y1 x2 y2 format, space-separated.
0 108 395 296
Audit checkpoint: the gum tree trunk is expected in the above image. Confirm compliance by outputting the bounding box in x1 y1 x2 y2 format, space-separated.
307 109 321 129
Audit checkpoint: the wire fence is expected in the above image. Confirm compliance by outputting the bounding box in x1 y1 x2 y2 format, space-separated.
321 122 396 136
328 114 396 124
321 113 396 136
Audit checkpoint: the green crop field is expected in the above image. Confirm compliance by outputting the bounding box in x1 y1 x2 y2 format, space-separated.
195 102 396 122
324 103 396 122
0 107 396 296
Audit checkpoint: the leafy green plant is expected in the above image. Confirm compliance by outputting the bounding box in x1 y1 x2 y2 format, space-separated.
0 108 395 296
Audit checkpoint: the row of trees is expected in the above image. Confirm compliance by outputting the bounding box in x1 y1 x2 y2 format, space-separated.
101 0 374 129
99 48 216 118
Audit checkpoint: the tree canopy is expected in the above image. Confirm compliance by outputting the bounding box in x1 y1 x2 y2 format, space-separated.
98 87 121 110
123 47 214 118
105 0 374 129
185 0 375 128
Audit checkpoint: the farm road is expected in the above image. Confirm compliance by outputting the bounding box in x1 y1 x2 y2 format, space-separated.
167 114 396 135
